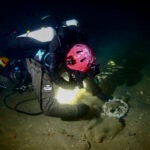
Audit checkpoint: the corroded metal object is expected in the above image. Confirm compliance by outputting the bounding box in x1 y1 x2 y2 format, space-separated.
101 97 129 119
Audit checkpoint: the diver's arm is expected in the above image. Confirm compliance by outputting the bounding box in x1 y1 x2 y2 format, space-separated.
42 98 90 120
26 58 90 120
40 72 90 120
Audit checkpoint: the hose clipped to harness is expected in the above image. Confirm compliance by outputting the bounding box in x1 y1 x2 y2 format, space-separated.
3 91 42 116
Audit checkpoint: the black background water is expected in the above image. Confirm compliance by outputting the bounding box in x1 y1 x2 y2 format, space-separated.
0 0 150 64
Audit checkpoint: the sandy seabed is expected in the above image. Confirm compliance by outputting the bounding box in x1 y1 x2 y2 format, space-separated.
0 63 150 150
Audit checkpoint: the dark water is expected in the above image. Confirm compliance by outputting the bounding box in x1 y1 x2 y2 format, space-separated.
1 1 149 54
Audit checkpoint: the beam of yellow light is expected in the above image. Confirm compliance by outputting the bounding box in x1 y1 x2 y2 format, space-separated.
55 87 81 104
55 87 89 105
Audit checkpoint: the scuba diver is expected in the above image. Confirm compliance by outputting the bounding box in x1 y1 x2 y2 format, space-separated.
0 16 109 120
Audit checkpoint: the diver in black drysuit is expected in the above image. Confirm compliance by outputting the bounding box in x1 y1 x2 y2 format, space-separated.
0 19 109 120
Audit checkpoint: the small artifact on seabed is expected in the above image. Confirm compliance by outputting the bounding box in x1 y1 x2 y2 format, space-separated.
101 97 129 119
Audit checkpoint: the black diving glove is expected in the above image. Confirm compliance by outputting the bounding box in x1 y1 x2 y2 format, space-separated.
88 64 100 77
97 92 113 101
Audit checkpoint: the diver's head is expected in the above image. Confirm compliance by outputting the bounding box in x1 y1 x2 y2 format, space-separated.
66 43 96 73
